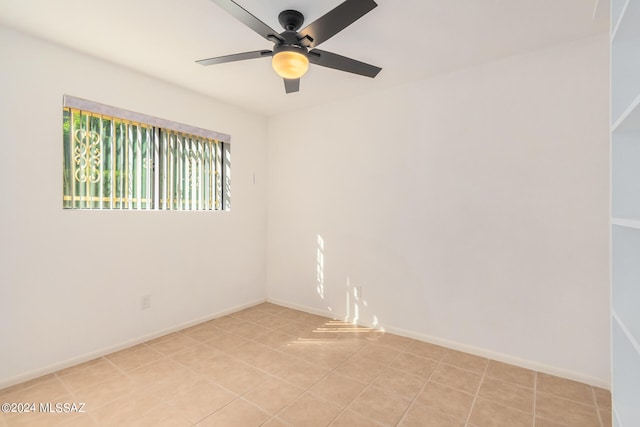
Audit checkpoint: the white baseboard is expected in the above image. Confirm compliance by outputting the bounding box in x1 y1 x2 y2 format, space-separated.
267 297 610 390
0 298 266 390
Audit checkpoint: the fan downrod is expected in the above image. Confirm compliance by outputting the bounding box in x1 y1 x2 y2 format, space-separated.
278 10 304 31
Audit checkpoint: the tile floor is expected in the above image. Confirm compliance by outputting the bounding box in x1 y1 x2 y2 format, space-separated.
0 302 611 426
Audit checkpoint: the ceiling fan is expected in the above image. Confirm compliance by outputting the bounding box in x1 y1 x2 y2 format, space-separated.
196 0 382 94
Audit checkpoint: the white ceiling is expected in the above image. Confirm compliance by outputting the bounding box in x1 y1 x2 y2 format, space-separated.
0 0 609 117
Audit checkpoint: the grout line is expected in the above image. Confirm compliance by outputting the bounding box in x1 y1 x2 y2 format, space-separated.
248 316 371 425
55 368 102 427
396 354 443 426
326 343 406 426
590 386 604 427
464 359 489 427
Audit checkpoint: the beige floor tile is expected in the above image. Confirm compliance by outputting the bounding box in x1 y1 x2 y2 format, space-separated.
55 358 104 377
209 315 247 329
252 329 296 348
70 373 138 410
59 412 100 426
168 382 236 423
322 340 370 355
373 334 416 351
231 307 273 323
296 329 341 343
196 353 244 380
2 375 69 403
105 345 164 372
390 352 438 378
372 367 425 400
405 341 449 362
231 343 296 374
198 398 270 426
279 340 316 360
223 340 269 359
300 347 352 370
399 402 465 427
226 322 271 340
257 315 294 330
278 320 318 336
286 311 328 326
537 373 596 406
277 393 343 427
593 387 611 411
478 376 534 413
3 411 70 427
252 302 289 314
534 416 571 427
273 358 330 389
57 361 122 392
205 332 250 352
129 404 192 427
356 344 402 365
334 354 386 384
468 397 533 427
144 370 206 403
431 363 483 395
415 381 474 422
210 362 271 395
277 309 314 323
262 417 293 427
441 350 488 374
146 333 198 355
349 386 411 426
243 376 304 414
180 324 226 342
308 372 367 408
92 390 159 425
485 360 535 389
0 374 56 397
535 393 601 427
330 409 383 426
318 320 376 338
126 358 189 387
169 343 221 371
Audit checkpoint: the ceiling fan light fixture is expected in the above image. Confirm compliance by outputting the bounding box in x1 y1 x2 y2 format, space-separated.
197 1 382 93
272 49 309 79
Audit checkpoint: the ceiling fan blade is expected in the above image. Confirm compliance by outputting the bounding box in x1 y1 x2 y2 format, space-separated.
209 0 283 43
196 50 273 66
299 0 377 48
284 78 300 94
309 49 381 78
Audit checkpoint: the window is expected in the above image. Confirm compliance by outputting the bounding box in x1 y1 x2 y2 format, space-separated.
62 95 230 210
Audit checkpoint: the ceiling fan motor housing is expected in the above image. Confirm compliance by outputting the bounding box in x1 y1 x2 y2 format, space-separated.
273 32 309 58
278 9 305 31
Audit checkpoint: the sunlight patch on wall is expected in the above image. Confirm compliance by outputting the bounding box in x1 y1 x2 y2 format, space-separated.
316 234 325 300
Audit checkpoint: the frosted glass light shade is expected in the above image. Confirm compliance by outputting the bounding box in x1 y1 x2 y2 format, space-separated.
272 51 309 79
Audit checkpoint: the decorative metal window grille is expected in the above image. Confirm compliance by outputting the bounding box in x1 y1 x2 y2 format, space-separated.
62 96 230 210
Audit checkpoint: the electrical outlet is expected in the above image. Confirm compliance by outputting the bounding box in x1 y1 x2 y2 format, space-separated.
141 295 151 310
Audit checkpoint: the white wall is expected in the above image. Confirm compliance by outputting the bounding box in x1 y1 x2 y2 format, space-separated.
267 35 610 386
0 26 268 386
